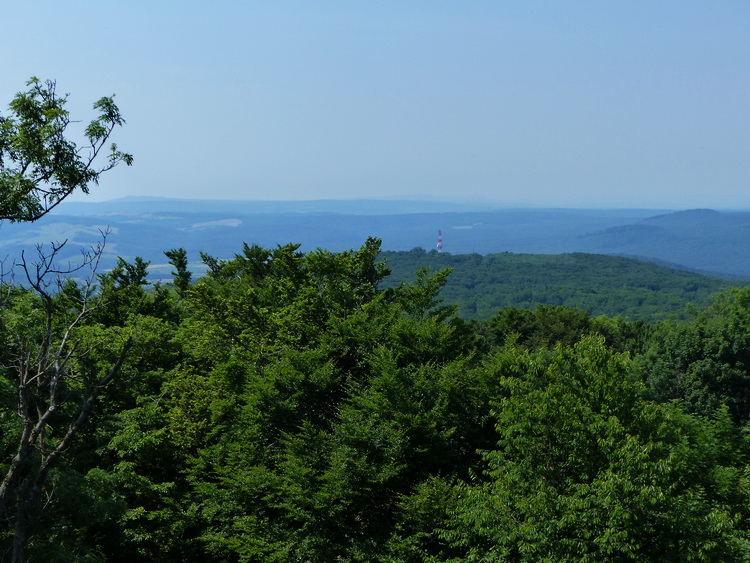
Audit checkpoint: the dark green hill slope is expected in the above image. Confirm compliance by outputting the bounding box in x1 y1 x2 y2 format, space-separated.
380 250 741 321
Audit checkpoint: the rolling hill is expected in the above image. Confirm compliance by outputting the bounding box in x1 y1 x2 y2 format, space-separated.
380 249 740 321
2 197 750 283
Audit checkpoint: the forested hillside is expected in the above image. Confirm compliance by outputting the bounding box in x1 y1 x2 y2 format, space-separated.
381 249 739 321
3 237 750 560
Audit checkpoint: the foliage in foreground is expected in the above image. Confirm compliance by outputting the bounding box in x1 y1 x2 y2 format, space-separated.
2 239 750 560
0 77 132 222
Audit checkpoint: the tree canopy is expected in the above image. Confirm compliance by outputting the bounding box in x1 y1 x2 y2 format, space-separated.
3 233 750 560
0 77 132 222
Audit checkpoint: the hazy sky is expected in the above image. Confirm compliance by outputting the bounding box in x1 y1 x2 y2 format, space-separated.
2 2 748 208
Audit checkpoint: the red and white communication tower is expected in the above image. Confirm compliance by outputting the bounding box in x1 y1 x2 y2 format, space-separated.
437 230 443 253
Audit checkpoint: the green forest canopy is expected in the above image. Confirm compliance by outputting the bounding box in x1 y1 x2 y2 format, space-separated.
3 237 750 560
380 248 740 321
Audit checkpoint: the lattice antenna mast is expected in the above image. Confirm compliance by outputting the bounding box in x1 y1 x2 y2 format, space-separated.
437 230 443 253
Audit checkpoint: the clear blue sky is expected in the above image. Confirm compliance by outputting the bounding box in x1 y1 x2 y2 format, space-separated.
2 1 748 208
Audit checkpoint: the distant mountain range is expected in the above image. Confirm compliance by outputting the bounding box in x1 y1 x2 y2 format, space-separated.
1 197 749 280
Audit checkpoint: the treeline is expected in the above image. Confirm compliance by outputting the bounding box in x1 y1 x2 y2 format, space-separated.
3 239 750 561
381 248 740 321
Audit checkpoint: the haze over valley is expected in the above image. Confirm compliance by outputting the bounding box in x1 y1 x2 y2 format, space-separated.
3 197 749 281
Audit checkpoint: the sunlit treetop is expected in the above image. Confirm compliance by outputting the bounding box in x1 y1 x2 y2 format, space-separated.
0 77 132 222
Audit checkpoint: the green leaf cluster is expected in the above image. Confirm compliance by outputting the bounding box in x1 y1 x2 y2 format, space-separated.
0 77 132 222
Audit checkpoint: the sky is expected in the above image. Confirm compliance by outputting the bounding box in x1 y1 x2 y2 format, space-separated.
1 1 749 208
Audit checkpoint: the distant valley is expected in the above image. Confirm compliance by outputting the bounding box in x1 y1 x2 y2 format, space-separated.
1 197 749 285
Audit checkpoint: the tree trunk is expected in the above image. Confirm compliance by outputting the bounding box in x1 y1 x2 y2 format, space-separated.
11 480 29 563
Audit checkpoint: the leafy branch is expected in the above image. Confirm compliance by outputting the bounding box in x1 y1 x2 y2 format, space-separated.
0 77 132 222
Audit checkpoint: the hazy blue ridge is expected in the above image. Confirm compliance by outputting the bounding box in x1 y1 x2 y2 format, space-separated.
3 198 750 280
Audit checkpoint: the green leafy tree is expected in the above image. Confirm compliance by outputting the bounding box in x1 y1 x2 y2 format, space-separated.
444 337 750 561
164 248 191 295
0 224 175 560
638 287 750 423
96 239 492 561
0 77 132 222
0 244 136 561
484 304 651 353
